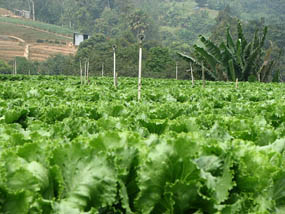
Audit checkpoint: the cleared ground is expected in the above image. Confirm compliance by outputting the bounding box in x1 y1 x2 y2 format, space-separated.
0 9 76 62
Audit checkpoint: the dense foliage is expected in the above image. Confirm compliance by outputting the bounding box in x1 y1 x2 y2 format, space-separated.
0 0 284 79
179 22 276 82
0 75 284 213
0 59 11 74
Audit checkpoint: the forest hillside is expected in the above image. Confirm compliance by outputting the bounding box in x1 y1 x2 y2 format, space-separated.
0 0 284 79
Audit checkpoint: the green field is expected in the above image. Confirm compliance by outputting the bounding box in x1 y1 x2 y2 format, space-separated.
0 76 285 213
0 22 72 43
0 16 73 37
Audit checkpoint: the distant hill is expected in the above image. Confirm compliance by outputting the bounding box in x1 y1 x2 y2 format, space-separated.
0 8 76 62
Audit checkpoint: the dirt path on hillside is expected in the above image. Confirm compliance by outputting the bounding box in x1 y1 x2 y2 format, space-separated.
0 35 29 59
0 33 76 61
7 35 25 43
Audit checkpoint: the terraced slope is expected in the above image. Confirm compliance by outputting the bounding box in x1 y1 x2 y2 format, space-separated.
0 9 76 62
0 36 25 61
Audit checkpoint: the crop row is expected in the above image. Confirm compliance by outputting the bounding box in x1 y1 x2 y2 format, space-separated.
0 76 284 213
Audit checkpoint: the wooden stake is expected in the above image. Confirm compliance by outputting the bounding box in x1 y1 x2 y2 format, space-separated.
176 62 178 80
236 78 238 88
14 59 17 75
113 46 116 88
87 59 89 84
102 63 104 77
84 61 87 84
202 63 205 88
80 60 83 85
115 72 118 88
190 63 194 86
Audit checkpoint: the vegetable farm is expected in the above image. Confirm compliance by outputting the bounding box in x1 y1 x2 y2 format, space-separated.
0 75 284 213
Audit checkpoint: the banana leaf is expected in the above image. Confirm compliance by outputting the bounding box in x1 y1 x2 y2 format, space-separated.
199 35 223 62
236 39 244 70
228 59 236 81
193 45 218 75
237 21 247 49
226 27 235 51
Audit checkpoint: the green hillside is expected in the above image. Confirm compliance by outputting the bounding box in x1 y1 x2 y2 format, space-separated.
0 0 283 79
0 21 72 43
0 16 73 37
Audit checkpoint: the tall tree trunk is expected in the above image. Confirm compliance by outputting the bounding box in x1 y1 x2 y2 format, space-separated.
31 0 35 21
27 0 31 13
107 0 111 9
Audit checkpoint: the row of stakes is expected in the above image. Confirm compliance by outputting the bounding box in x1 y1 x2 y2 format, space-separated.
79 33 239 101
79 34 145 101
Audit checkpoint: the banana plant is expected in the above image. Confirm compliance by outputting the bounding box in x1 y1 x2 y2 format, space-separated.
178 22 274 82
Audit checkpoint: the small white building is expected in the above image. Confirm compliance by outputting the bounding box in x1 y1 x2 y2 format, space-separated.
73 33 89 46
13 9 31 19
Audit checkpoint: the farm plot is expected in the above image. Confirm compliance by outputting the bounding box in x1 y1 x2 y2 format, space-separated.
0 75 284 213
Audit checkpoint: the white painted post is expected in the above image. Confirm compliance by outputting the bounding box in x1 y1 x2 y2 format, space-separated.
102 63 104 77
190 63 194 86
138 34 145 101
113 45 117 88
176 62 178 80
115 72 118 88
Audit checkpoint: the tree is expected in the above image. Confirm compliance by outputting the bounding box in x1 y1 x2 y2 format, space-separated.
179 22 275 82
195 0 208 7
0 59 12 74
128 9 150 36
146 47 173 73
8 57 35 75
40 54 75 75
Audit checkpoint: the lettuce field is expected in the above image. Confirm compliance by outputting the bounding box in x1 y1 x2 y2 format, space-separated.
0 75 285 214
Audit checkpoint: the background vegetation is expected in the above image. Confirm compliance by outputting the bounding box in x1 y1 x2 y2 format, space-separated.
0 0 284 81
